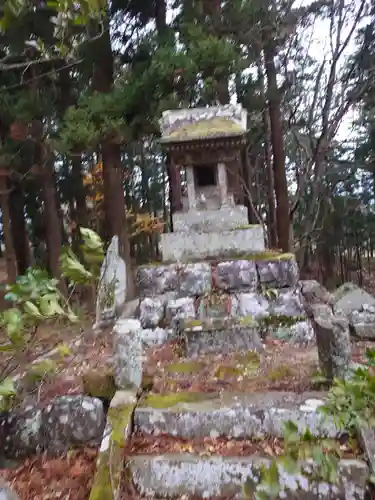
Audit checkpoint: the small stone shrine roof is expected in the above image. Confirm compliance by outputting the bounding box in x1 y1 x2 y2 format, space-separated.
159 104 247 145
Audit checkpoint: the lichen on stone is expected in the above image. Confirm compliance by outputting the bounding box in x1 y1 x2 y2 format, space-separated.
82 370 116 400
141 392 209 409
107 405 133 445
166 361 203 374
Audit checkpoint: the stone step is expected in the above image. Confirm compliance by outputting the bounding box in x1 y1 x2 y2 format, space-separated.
134 391 338 440
127 453 369 499
136 254 299 297
183 317 264 356
160 226 265 262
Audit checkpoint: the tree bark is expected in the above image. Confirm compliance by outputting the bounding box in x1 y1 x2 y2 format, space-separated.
9 182 31 274
91 19 136 299
263 43 291 252
0 175 17 283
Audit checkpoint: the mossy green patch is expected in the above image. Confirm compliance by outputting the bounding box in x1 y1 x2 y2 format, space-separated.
184 319 202 328
89 447 123 500
215 365 242 378
268 364 294 381
166 361 203 374
141 374 154 391
164 116 244 141
141 391 209 409
239 315 257 326
82 370 116 400
107 404 134 445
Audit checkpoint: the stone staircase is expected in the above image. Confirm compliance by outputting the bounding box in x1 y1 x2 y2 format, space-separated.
89 222 371 499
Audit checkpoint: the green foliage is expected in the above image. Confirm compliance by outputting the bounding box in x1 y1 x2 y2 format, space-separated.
245 350 375 497
0 228 104 399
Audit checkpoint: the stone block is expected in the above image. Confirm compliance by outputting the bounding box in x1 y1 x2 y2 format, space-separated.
236 292 270 318
135 391 338 439
348 309 375 339
166 297 195 322
160 227 265 262
136 264 178 296
256 255 299 288
269 288 306 317
310 304 352 381
129 454 368 499
268 320 315 346
183 318 263 357
139 297 165 328
113 318 143 389
333 284 375 316
1 396 105 458
141 327 170 346
172 206 249 233
178 262 212 296
42 396 105 454
216 260 258 291
299 280 334 307
89 390 137 500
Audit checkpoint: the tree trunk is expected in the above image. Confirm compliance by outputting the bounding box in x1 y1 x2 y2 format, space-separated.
9 182 31 274
91 16 136 299
41 150 64 283
263 43 291 252
0 175 17 283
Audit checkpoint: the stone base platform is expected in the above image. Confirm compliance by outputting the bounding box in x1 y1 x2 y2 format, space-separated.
160 226 265 262
128 454 368 499
172 205 249 233
134 391 337 439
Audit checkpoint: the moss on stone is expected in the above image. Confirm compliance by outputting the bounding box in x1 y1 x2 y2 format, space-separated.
268 364 294 381
108 404 133 445
238 315 257 326
215 365 242 378
141 374 154 391
141 391 208 409
166 361 203 374
184 319 203 328
164 116 244 141
89 447 123 500
82 370 116 400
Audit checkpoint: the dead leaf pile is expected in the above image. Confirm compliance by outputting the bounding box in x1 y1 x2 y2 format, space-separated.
0 448 98 500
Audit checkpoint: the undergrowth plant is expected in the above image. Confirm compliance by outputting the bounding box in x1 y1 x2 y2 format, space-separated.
245 349 375 498
0 227 104 404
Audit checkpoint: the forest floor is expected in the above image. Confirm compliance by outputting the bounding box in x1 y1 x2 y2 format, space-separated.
0 256 375 499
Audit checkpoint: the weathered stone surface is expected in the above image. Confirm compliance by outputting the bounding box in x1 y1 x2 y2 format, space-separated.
113 318 143 389
129 454 368 499
179 262 212 296
236 292 269 318
136 264 178 296
1 396 105 458
348 309 375 339
139 297 165 328
160 227 265 262
270 288 305 317
300 280 334 307
89 390 137 500
141 327 170 346
310 304 352 381
358 426 375 475
42 396 105 454
135 391 338 439
269 321 315 345
1 405 43 457
94 235 126 329
0 481 20 500
216 260 258 291
256 256 299 288
172 206 249 233
166 297 195 322
333 284 375 316
184 318 263 357
119 298 140 319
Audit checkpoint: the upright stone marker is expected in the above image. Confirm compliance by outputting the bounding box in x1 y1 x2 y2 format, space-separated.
94 235 127 330
310 304 351 381
113 318 143 390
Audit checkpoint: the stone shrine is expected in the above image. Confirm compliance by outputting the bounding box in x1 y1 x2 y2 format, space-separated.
159 104 265 262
